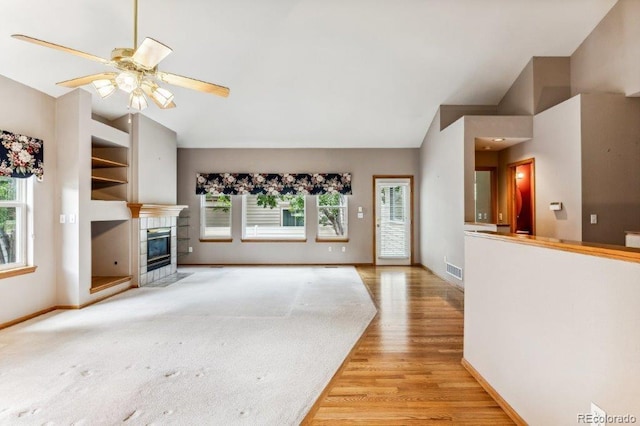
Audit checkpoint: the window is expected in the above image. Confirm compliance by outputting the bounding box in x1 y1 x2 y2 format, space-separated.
242 194 306 240
200 194 232 239
317 194 348 240
389 186 405 222
0 177 27 270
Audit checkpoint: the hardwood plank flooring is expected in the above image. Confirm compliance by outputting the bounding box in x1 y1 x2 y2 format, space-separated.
304 266 514 425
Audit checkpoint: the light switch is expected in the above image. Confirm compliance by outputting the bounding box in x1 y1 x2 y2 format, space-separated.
68 214 76 224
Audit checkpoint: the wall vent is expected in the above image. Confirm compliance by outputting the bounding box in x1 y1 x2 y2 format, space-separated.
445 261 463 280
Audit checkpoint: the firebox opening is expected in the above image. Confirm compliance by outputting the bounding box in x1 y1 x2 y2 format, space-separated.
147 227 171 272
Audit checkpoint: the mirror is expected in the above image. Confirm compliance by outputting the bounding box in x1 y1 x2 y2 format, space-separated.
474 167 496 223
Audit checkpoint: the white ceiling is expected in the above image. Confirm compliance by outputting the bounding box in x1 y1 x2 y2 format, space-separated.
0 0 616 148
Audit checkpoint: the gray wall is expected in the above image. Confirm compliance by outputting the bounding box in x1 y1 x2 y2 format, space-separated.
571 0 640 97
498 57 571 116
498 59 534 115
581 94 640 245
0 75 57 324
439 105 498 131
474 151 499 168
177 148 420 264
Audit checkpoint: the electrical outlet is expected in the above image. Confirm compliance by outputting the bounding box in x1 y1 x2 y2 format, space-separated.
590 214 598 224
59 214 65 224
341 246 346 252
499 212 503 221
591 402 606 426
328 246 332 252
188 246 193 253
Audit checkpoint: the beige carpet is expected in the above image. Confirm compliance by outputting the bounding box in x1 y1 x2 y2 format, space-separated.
0 267 376 425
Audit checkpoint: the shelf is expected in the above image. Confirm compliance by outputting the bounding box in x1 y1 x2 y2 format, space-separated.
90 276 131 294
92 156 127 168
91 175 128 185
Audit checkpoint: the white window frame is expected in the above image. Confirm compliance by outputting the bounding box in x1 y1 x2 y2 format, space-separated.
316 194 348 241
200 194 232 240
0 177 27 270
242 194 306 241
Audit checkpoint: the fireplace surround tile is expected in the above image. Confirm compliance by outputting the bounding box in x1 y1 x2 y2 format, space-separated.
133 211 183 287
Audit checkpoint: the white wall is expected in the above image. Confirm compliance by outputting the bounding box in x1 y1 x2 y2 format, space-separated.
464 232 640 424
0 75 57 324
133 114 177 204
499 95 583 240
55 90 92 307
419 112 532 286
178 148 420 264
419 111 465 285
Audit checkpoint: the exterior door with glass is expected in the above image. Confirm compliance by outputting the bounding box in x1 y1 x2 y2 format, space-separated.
374 177 412 265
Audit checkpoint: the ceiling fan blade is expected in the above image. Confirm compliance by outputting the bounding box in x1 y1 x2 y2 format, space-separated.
12 34 110 64
132 37 172 69
157 71 230 97
141 83 177 109
57 72 118 88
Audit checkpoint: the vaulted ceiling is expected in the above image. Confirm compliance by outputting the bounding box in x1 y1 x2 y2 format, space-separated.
0 0 616 148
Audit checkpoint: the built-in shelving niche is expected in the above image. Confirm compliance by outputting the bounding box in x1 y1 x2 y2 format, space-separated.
91 142 128 201
91 220 131 294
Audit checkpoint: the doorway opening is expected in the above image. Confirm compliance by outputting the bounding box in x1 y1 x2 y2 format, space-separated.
507 158 535 235
373 176 413 265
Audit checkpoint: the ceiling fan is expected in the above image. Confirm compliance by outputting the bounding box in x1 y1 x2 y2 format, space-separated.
11 0 229 110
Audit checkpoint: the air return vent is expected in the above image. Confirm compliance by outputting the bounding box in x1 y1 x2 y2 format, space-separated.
445 261 463 280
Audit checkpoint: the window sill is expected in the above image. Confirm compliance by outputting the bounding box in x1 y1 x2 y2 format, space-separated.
0 265 37 280
241 239 307 243
316 237 349 243
200 238 233 243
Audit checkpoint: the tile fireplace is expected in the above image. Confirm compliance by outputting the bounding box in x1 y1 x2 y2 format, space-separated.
128 204 187 287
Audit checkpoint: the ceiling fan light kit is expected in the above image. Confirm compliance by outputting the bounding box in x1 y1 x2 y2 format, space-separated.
92 78 117 99
11 0 229 111
129 88 148 110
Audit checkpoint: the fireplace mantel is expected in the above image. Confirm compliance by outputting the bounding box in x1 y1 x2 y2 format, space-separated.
127 203 188 218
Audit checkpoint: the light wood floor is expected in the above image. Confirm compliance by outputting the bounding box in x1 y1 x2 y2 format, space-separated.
304 266 514 425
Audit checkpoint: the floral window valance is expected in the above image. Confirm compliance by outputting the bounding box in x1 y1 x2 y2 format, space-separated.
196 173 352 195
0 130 44 179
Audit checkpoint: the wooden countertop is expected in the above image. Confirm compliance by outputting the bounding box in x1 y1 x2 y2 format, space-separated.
465 231 640 264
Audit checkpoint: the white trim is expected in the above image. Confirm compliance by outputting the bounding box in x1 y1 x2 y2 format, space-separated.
242 194 306 240
0 177 27 271
316 195 349 240
200 194 232 239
